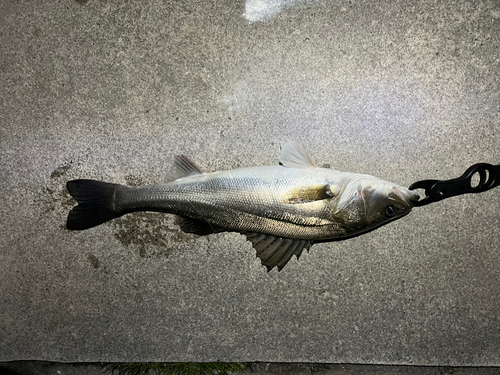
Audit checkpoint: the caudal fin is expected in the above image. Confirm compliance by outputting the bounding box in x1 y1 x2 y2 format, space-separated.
66 179 123 230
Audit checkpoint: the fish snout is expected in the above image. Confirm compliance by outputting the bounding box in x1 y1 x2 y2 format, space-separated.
390 186 420 207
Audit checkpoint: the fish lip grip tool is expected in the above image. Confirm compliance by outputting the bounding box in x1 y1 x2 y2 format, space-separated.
409 163 500 207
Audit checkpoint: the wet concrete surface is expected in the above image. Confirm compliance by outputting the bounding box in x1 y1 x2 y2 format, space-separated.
1 0 499 367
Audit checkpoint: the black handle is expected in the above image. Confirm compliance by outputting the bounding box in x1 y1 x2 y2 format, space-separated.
409 163 500 207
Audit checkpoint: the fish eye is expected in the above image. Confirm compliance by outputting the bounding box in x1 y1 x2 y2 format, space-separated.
384 205 395 218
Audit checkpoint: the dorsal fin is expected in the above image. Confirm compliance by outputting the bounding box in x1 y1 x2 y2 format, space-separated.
279 140 317 169
173 154 204 179
243 232 312 271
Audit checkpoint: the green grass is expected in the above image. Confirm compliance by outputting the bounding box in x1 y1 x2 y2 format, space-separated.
438 367 458 375
101 362 247 375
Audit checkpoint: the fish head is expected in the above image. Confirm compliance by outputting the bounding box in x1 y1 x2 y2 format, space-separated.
331 175 420 235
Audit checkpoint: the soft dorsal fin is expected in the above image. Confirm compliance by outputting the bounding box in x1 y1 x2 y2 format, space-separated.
243 232 312 271
279 140 317 169
173 154 204 179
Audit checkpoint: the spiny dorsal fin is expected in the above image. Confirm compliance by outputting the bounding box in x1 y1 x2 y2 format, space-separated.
279 140 317 169
173 154 204 179
243 232 312 271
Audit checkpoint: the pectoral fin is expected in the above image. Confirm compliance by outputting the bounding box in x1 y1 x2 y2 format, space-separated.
285 184 335 204
243 232 312 271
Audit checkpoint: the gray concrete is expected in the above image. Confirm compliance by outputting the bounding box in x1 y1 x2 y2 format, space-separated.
1 0 499 366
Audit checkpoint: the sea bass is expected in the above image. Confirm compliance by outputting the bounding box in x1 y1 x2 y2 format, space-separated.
66 141 419 271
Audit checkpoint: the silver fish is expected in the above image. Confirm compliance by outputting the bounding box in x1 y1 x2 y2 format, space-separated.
66 141 419 271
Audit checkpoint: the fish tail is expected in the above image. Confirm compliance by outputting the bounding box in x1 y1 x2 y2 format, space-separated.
66 179 123 230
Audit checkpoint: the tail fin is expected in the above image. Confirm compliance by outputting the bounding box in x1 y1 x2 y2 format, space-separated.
66 179 123 230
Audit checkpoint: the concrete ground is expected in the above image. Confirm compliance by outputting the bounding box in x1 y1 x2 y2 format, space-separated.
1 0 499 368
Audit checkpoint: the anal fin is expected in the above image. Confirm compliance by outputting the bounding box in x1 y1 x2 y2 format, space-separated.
178 217 226 235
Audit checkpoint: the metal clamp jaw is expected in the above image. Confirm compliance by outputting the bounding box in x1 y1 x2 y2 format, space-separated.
409 163 500 207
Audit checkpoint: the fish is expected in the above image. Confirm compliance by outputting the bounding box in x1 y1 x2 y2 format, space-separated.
66 141 419 271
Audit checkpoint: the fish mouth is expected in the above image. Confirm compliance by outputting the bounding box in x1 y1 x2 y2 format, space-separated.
389 186 421 207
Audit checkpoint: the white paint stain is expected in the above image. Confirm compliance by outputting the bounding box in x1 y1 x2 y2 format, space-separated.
243 0 296 22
